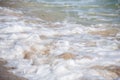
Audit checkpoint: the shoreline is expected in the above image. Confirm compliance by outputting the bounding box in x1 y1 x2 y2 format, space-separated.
0 58 27 80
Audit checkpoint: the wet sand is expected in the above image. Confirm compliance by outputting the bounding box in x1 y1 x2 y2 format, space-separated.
0 58 27 80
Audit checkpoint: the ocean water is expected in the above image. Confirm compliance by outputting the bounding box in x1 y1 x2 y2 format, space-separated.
0 0 120 24
0 0 120 80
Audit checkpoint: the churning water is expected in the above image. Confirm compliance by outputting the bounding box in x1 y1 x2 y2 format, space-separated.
0 0 120 80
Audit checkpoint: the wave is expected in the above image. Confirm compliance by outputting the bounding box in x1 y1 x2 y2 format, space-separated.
0 1 120 80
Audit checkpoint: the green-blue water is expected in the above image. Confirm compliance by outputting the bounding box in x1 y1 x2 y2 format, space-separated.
0 0 120 25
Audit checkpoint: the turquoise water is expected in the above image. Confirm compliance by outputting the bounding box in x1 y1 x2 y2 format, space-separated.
0 0 120 25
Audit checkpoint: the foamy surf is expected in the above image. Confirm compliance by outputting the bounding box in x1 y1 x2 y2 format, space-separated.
0 0 120 80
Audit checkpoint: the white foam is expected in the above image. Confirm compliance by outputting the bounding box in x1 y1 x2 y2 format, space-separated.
0 7 120 80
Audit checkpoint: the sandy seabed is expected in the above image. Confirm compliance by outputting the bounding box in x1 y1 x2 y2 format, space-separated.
0 58 27 80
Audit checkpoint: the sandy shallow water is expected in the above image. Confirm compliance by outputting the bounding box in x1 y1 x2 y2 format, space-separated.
0 58 28 80
0 0 120 80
